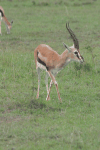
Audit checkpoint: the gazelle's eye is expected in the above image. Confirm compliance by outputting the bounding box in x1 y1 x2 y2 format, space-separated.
74 51 78 55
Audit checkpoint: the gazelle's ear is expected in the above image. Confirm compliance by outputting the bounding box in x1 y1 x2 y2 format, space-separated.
63 42 71 52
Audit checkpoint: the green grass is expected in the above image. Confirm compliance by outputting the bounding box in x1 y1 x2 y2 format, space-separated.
0 0 100 149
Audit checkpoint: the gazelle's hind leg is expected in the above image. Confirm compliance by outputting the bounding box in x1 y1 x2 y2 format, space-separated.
45 71 50 100
36 67 41 99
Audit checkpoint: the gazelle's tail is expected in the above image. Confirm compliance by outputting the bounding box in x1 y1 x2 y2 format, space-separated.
34 48 39 69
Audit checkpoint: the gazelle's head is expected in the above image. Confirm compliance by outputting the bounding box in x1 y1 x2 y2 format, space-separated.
63 23 84 63
9 20 13 29
7 20 13 34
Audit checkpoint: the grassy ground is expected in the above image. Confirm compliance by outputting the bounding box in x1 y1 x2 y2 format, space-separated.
0 0 100 149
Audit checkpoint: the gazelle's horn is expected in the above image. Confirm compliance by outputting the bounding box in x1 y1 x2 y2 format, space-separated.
66 23 79 50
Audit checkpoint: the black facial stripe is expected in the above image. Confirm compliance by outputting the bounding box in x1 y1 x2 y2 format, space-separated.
81 56 84 61
74 51 80 59
76 53 80 59
74 51 84 61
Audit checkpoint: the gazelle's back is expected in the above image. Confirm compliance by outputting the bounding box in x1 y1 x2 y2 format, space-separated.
34 44 61 69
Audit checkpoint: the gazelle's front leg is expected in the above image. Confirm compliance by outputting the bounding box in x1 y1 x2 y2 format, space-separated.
36 67 41 99
47 71 62 102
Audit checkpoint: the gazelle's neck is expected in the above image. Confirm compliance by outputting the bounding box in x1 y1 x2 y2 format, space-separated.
57 50 72 69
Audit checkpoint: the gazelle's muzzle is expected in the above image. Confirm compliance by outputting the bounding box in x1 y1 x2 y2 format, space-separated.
80 56 84 63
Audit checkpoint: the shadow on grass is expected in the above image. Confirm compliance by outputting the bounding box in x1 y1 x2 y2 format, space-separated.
28 99 46 109
12 98 62 114
28 99 62 112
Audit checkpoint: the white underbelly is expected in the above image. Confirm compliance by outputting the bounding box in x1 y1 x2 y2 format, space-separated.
37 61 46 70
37 61 62 76
51 67 62 76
